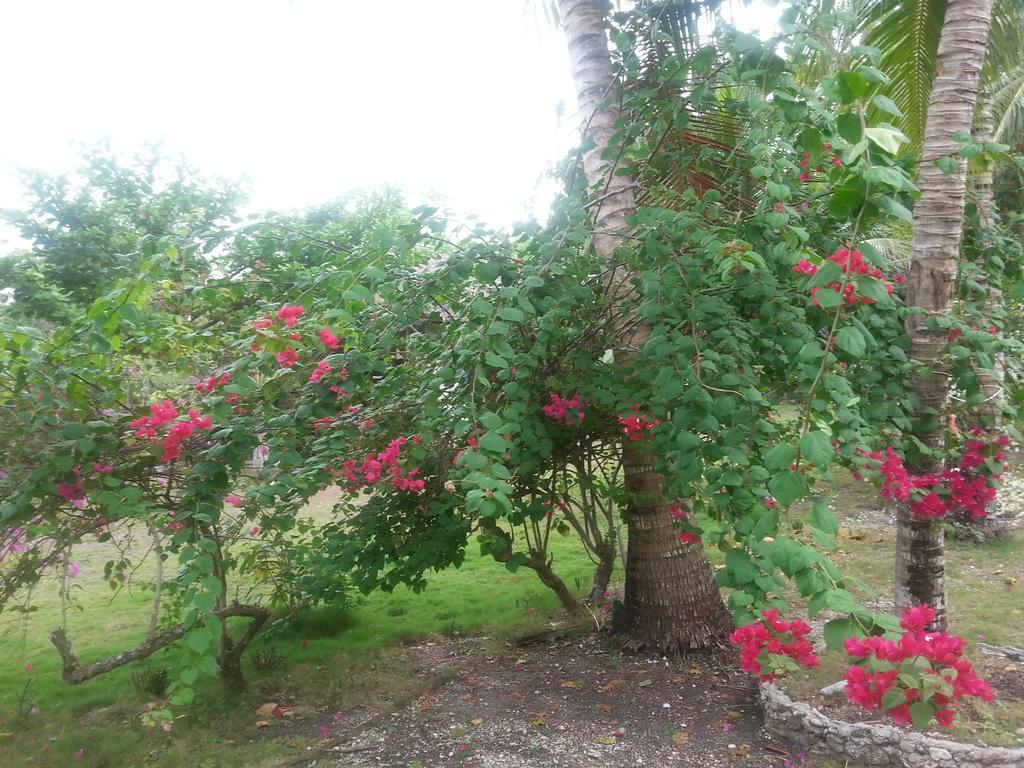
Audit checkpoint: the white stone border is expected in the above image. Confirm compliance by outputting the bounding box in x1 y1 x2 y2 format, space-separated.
759 683 1024 768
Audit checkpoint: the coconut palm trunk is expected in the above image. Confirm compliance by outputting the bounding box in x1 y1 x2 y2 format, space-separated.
969 93 1005 433
556 0 730 652
898 0 995 631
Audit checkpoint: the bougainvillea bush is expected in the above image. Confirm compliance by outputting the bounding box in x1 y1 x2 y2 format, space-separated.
844 605 995 728
1 8 1021 721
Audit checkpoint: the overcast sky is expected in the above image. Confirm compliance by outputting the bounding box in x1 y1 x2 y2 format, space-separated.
0 1 780 246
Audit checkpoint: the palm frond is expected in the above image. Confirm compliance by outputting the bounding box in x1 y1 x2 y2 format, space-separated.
990 64 1024 146
857 0 946 150
863 235 912 273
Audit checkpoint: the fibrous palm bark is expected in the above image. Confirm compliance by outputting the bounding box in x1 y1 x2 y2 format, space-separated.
556 0 730 652
898 0 995 631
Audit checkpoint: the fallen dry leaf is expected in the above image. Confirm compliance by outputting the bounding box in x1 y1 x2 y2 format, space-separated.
470 718 483 726
600 678 626 693
255 703 278 718
596 735 617 745
672 730 689 746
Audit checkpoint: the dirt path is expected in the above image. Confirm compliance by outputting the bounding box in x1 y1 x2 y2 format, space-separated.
296 632 823 768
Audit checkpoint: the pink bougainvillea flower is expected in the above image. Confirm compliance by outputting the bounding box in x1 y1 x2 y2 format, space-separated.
319 328 341 350
57 478 85 504
276 304 305 327
276 348 299 367
68 562 81 578
310 360 333 383
249 526 260 537
225 494 243 508
541 393 585 425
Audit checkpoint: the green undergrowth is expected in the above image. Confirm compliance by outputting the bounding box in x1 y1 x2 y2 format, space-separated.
0 502 604 768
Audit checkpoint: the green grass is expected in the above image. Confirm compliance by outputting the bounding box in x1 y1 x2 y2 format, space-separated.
0 504 604 768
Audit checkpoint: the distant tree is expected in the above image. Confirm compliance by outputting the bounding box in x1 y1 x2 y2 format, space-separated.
0 144 244 323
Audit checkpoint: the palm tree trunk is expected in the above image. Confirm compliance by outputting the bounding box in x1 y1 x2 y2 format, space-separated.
617 448 731 650
970 92 1004 433
556 0 730 652
898 0 995 631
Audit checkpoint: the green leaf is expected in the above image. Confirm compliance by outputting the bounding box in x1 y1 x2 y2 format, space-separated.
935 156 959 175
484 351 508 369
799 432 834 469
855 275 895 302
872 195 913 225
504 552 530 573
478 432 507 453
865 165 912 191
872 94 903 117
882 688 906 711
764 444 796 471
909 701 933 728
835 326 866 357
836 112 862 144
470 298 494 317
809 500 840 535
823 618 857 649
498 307 525 323
752 509 779 539
480 412 503 431
813 287 843 309
837 71 869 102
769 470 808 507
185 628 211 653
169 686 195 706
811 527 837 550
62 423 89 439
864 126 909 154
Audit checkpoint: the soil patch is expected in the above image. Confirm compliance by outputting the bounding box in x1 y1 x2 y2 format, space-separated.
273 632 838 768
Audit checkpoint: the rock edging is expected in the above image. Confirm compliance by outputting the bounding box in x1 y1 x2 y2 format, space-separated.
759 682 1024 768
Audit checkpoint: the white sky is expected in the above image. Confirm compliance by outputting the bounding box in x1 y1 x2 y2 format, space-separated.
0 0 781 247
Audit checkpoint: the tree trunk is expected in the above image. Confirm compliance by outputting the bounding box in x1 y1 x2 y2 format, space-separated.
50 604 269 687
617 449 731 650
969 92 1004 434
587 537 616 603
529 551 580 612
899 0 994 631
949 91 1007 538
556 0 729 652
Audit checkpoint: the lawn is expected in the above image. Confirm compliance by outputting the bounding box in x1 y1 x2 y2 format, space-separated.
0 491 605 768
